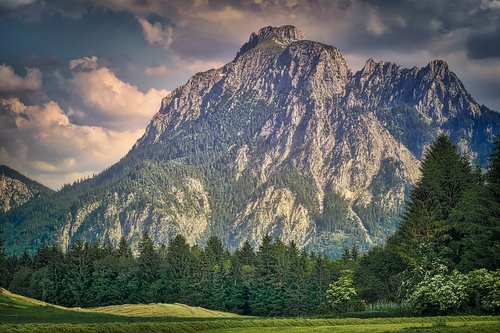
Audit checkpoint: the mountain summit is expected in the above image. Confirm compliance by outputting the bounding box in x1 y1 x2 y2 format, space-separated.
2 26 498 256
235 25 305 59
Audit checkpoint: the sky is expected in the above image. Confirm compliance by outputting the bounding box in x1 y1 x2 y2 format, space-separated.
0 0 499 189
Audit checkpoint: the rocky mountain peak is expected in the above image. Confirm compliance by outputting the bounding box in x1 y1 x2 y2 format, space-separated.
425 59 449 75
235 25 304 59
257 25 304 43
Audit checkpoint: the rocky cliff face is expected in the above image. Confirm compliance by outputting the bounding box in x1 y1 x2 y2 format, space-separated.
0 165 51 212
2 26 499 256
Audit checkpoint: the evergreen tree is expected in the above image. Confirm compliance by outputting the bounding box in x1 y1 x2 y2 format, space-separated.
0 226 7 288
133 233 159 302
450 136 500 270
389 134 474 263
201 236 227 310
485 136 500 269
284 243 309 316
117 237 132 258
227 241 255 314
61 239 90 306
164 234 197 304
354 246 407 303
251 235 276 316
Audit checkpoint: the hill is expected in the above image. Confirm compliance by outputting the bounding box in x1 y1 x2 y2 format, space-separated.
0 288 240 323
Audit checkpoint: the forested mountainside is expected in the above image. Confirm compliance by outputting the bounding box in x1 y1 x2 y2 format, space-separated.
0 165 52 213
1 25 498 256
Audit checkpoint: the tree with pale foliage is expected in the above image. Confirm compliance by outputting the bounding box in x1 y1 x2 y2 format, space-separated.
325 270 365 313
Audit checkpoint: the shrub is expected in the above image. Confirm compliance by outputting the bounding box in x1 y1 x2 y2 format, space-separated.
407 270 467 315
466 269 500 313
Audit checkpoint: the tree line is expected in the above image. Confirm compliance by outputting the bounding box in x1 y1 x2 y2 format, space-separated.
0 230 353 315
0 134 498 316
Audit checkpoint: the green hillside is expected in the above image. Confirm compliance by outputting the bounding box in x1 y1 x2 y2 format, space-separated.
89 303 241 318
0 288 240 324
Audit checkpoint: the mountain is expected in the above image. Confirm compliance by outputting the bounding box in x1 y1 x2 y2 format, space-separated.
0 165 52 213
1 26 498 256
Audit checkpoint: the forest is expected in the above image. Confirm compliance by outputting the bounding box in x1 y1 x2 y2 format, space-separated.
0 134 498 317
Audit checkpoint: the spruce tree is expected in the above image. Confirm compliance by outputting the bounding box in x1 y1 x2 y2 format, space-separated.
134 233 159 302
389 134 474 262
251 235 276 316
451 136 500 270
165 234 197 304
0 226 7 288
486 136 500 268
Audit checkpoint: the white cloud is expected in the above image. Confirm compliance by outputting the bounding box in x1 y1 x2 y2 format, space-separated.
67 56 170 130
0 97 144 189
144 64 169 76
69 56 100 71
0 56 171 189
137 17 173 49
171 55 225 74
0 65 42 92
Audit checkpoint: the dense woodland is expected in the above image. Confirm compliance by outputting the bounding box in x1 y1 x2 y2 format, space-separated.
0 134 498 317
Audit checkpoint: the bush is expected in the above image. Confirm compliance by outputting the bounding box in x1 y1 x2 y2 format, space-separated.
326 270 365 314
466 269 500 313
407 270 468 315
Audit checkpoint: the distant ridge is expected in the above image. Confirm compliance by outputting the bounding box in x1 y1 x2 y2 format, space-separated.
0 165 52 212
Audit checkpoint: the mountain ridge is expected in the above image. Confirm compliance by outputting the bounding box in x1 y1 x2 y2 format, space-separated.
0 165 52 213
1 25 498 256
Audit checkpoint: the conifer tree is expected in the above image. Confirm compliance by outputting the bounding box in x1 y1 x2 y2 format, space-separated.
133 233 159 302
450 136 500 270
389 134 474 262
165 234 197 304
0 226 7 288
251 235 276 315
62 239 91 306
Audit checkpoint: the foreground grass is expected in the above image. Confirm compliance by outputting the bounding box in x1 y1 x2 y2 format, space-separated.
1 289 499 332
1 317 499 333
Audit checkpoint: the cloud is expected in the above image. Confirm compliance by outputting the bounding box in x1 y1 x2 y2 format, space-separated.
366 9 387 36
137 16 173 49
0 65 42 92
0 97 144 189
144 64 168 76
65 56 170 131
466 27 500 59
69 55 101 71
0 0 35 9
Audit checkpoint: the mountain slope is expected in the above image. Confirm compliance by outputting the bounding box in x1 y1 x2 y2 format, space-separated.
0 165 52 212
2 26 498 256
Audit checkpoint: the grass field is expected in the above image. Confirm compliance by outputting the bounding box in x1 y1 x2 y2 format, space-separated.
1 289 499 333
89 303 241 318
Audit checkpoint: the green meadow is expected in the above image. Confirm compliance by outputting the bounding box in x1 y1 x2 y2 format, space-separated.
1 288 499 333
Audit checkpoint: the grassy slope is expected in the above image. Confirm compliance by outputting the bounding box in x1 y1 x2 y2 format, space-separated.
0 288 239 323
1 289 499 333
89 303 241 318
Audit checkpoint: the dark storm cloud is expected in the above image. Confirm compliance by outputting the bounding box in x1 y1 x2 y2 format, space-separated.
466 27 500 59
4 0 497 62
